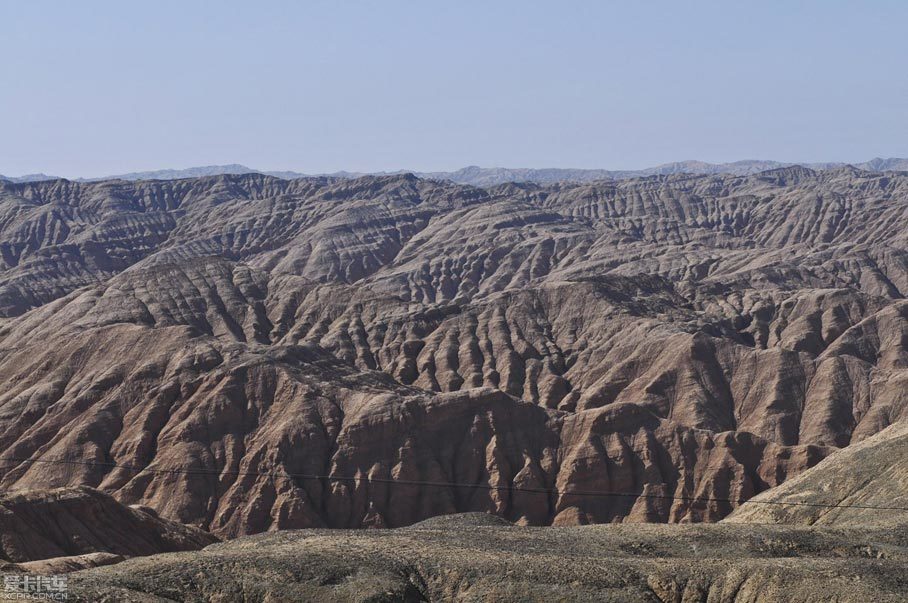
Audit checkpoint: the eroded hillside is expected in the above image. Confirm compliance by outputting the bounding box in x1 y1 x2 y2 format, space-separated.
0 167 905 534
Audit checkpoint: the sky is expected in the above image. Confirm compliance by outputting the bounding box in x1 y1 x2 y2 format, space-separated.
2 1 907 178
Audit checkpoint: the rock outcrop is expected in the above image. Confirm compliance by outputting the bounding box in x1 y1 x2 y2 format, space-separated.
0 486 216 566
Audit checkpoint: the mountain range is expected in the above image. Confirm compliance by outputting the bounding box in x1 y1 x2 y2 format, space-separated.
2 157 907 186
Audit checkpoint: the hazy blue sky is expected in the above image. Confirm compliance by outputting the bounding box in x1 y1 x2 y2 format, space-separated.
3 1 907 177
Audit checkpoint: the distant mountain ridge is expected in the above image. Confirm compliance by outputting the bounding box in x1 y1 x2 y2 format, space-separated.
0 173 60 183
92 164 260 181
422 158 908 184
3 157 907 185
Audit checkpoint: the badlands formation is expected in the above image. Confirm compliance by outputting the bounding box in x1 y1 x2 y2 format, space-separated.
0 167 906 600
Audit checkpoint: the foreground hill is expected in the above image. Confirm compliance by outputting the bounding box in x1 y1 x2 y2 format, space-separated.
65 515 908 602
0 168 905 535
726 420 908 527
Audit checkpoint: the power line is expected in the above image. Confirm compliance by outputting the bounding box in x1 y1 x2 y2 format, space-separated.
2 456 907 512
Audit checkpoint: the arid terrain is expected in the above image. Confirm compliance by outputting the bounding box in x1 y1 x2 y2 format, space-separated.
66 417 904 602
56 425 908 602
0 166 906 600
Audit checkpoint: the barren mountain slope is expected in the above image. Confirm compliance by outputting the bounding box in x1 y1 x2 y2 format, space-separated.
0 168 905 534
